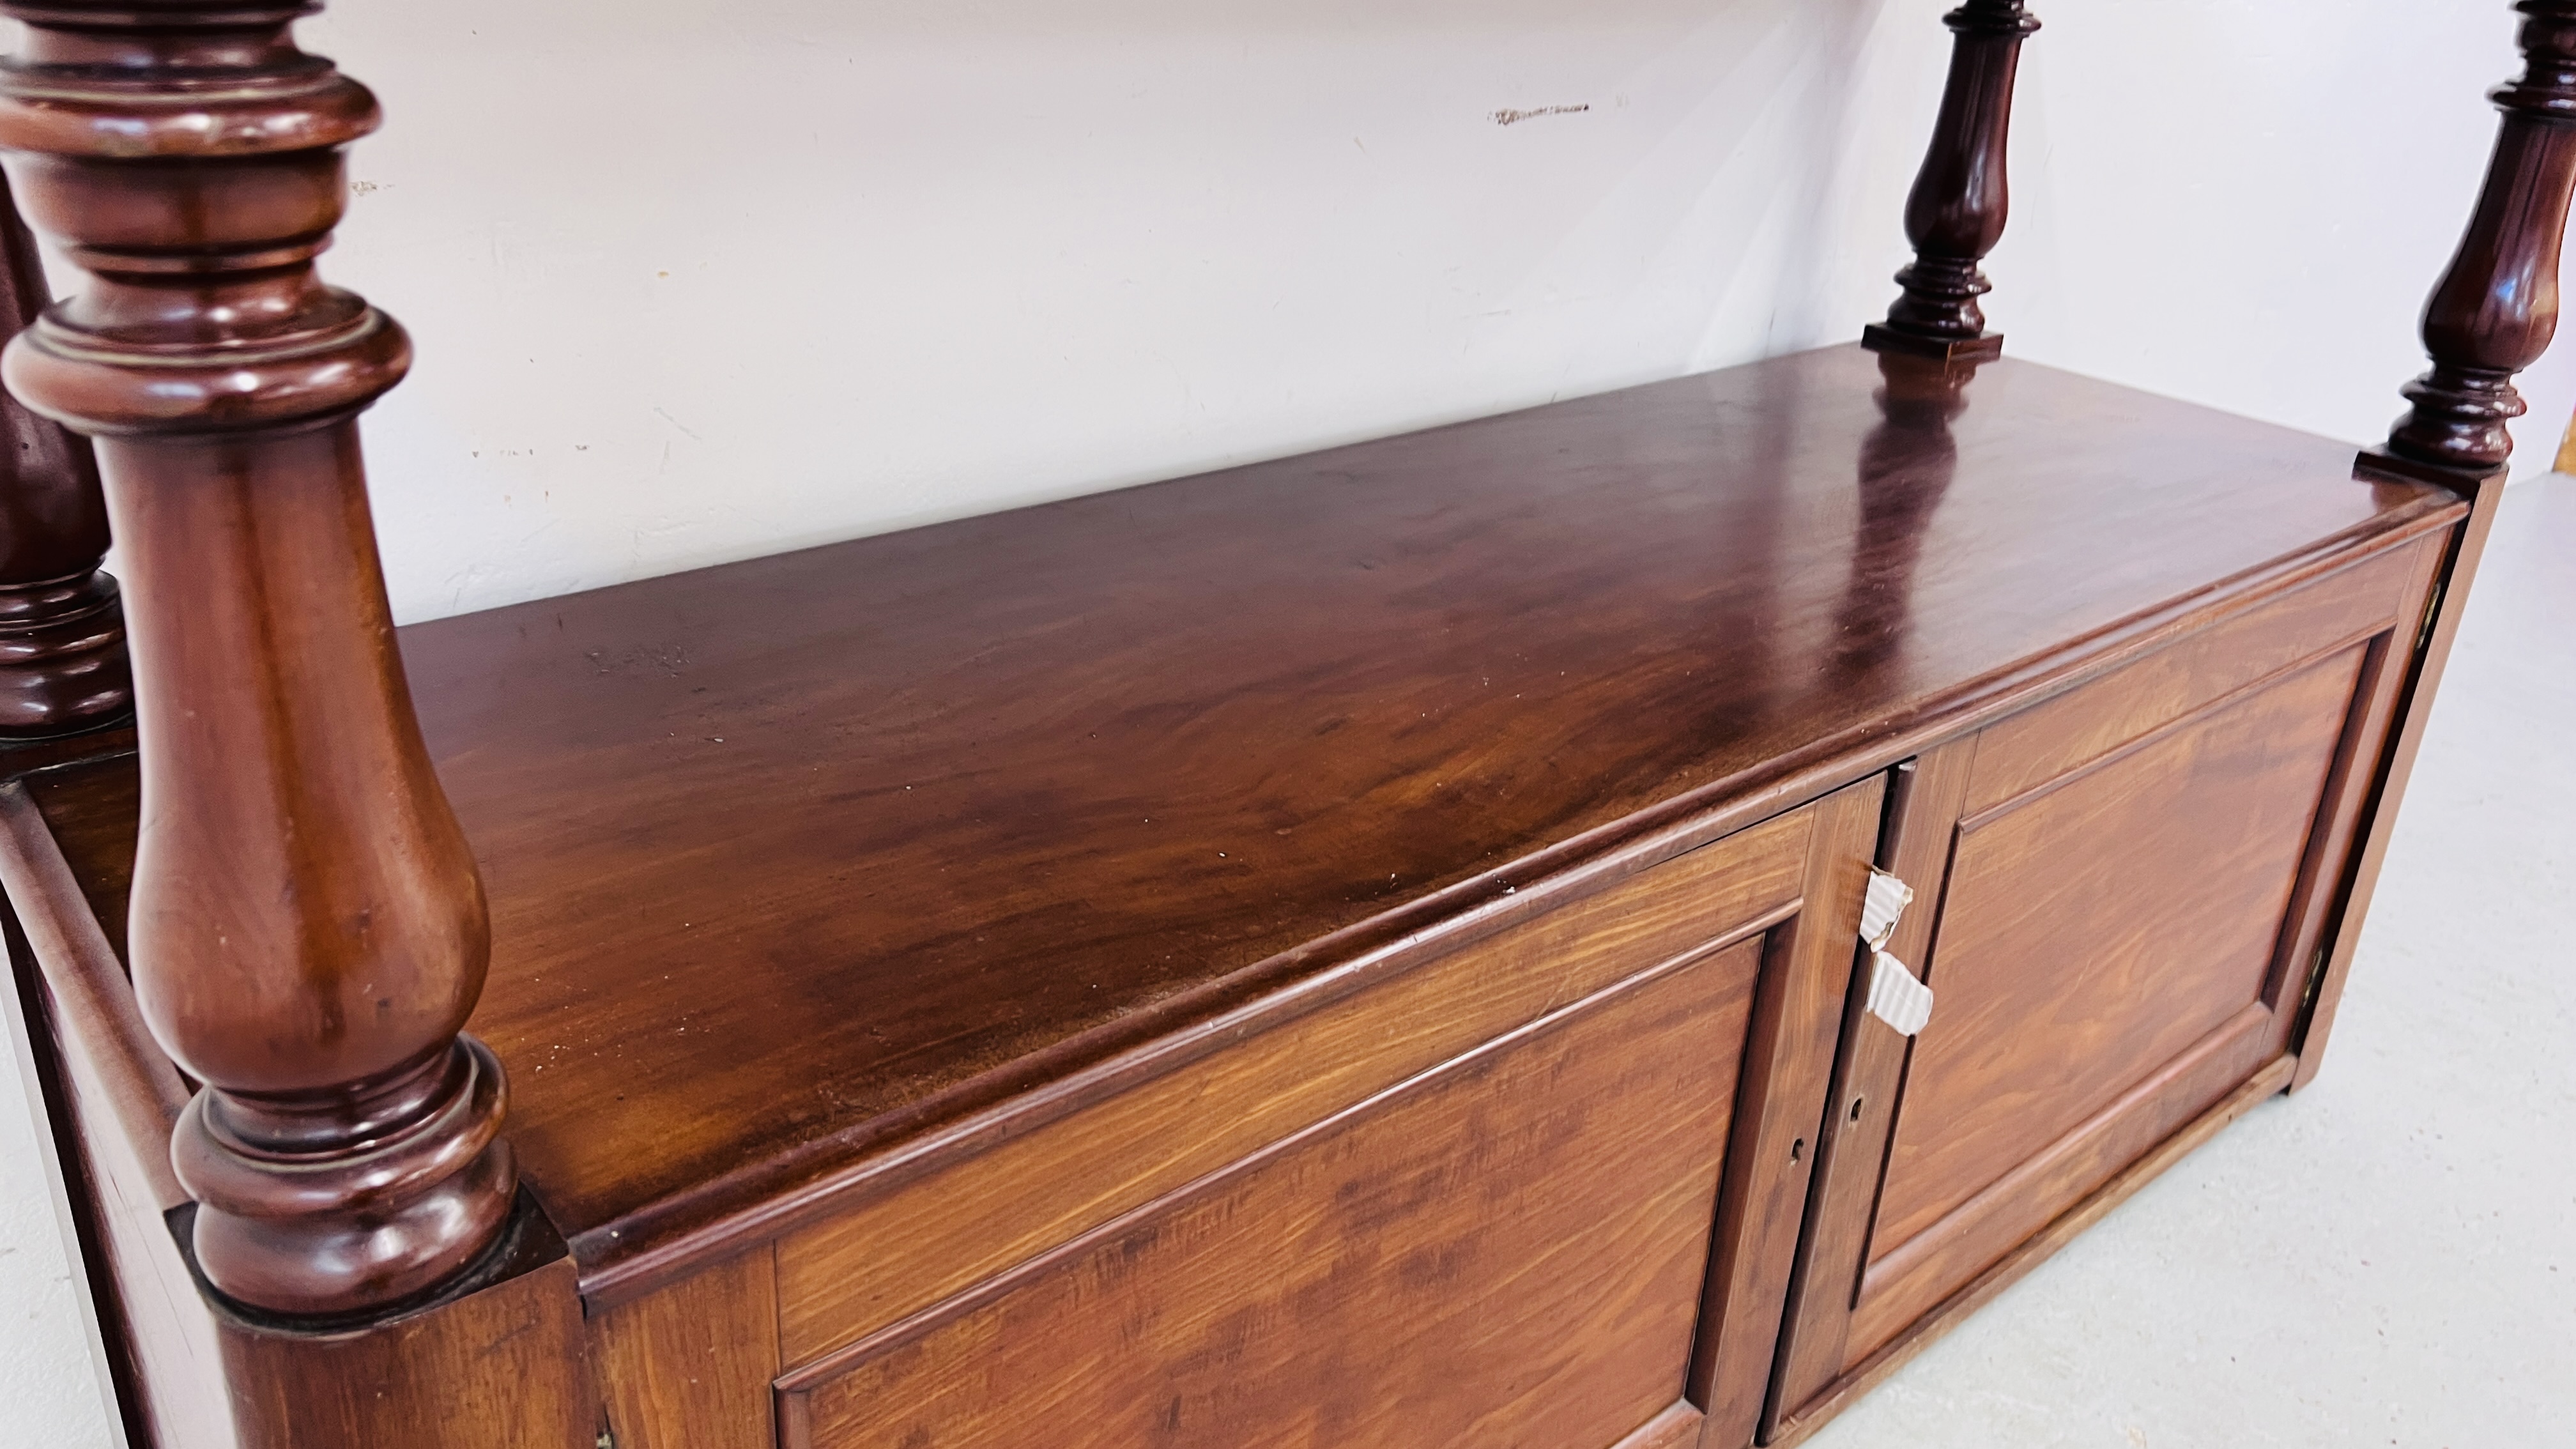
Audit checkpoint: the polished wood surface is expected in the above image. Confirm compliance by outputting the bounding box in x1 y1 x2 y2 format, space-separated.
427 346 2448 1288
1865 0 2038 361
1 903 158 1449
781 935 1761 1449
1770 528 2444 1407
2380 0 2576 479
1879 647 2366 1250
210 1202 598 1449
2292 471 2509 1091
0 171 124 739
0 783 185 1209
19 344 2460 1306
1688 778 1882 1449
1956 542 2421 815
1616 1404 1706 1449
592 1248 781 1449
775 802 1814 1368
1767 738 1977 1428
0 5 2553 1446
0 0 514 1315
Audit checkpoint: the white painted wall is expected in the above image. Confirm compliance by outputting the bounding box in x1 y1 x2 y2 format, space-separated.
276 0 2563 625
3 3 2564 1445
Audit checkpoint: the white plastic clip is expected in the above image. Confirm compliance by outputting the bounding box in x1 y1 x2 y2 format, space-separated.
1857 868 1933 1036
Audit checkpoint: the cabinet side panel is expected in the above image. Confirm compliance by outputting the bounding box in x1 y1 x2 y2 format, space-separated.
2294 505 2486 1088
8 935 231 1448
785 939 1763 1449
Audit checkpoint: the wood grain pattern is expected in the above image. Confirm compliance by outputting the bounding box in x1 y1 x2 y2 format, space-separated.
1689 777 1883 1449
2379 1 2576 477
0 0 514 1316
0 6 2534 1443
5 884 234 1449
1765 737 1979 1430
1851 1000 2278 1355
594 1248 780 1449
79 1096 234 1449
1774 535 2450 1423
1959 540 2418 815
783 937 1764 1449
394 344 2450 1289
1867 0 2041 359
2296 475 2504 1089
1616 1402 1704 1449
0 166 125 739
1871 648 2367 1261
19 751 135 965
778 805 1812 1365
13 346 2464 1305
3 906 164 1449
217 1226 598 1449
0 781 186 1209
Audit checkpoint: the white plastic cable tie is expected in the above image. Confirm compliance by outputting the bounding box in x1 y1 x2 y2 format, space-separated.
1866 949 1935 1037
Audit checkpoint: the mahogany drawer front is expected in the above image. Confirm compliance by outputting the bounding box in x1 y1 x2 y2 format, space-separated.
772 802 1817 1368
778 935 1764 1449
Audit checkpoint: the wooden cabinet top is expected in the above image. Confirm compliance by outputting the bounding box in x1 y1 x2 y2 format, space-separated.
27 342 2457 1300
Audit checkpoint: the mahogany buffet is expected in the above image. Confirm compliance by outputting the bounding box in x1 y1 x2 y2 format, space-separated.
0 3 2562 1446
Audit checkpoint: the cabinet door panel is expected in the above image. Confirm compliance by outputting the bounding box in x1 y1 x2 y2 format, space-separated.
1870 645 2364 1258
772 776 1882 1449
1769 537 2446 1441
783 938 1759 1449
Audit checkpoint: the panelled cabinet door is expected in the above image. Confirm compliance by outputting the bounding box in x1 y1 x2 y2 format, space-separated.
1769 533 2450 1436
770 781 1884 1449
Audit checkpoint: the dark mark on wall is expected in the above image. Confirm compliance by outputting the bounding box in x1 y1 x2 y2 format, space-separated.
1492 103 1591 126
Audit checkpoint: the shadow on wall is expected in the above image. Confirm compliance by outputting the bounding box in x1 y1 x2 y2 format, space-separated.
289 0 1913 622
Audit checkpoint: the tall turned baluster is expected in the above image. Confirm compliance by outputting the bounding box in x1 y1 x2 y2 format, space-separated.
0 173 126 739
1864 0 2040 362
2369 0 2576 484
0 3 513 1315
2303 1 2576 1092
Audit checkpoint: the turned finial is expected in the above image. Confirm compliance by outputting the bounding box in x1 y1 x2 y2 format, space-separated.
0 172 126 739
0 2 512 1315
2375 1 2576 482
1865 0 2041 363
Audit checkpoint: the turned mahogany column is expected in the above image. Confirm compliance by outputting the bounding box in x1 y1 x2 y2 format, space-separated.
0 4 514 1315
2370 0 2576 484
0 176 125 739
2303 2 2576 1092
1865 0 2039 363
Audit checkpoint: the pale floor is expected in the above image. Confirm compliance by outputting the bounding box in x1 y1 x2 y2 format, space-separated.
3 479 2571 1449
